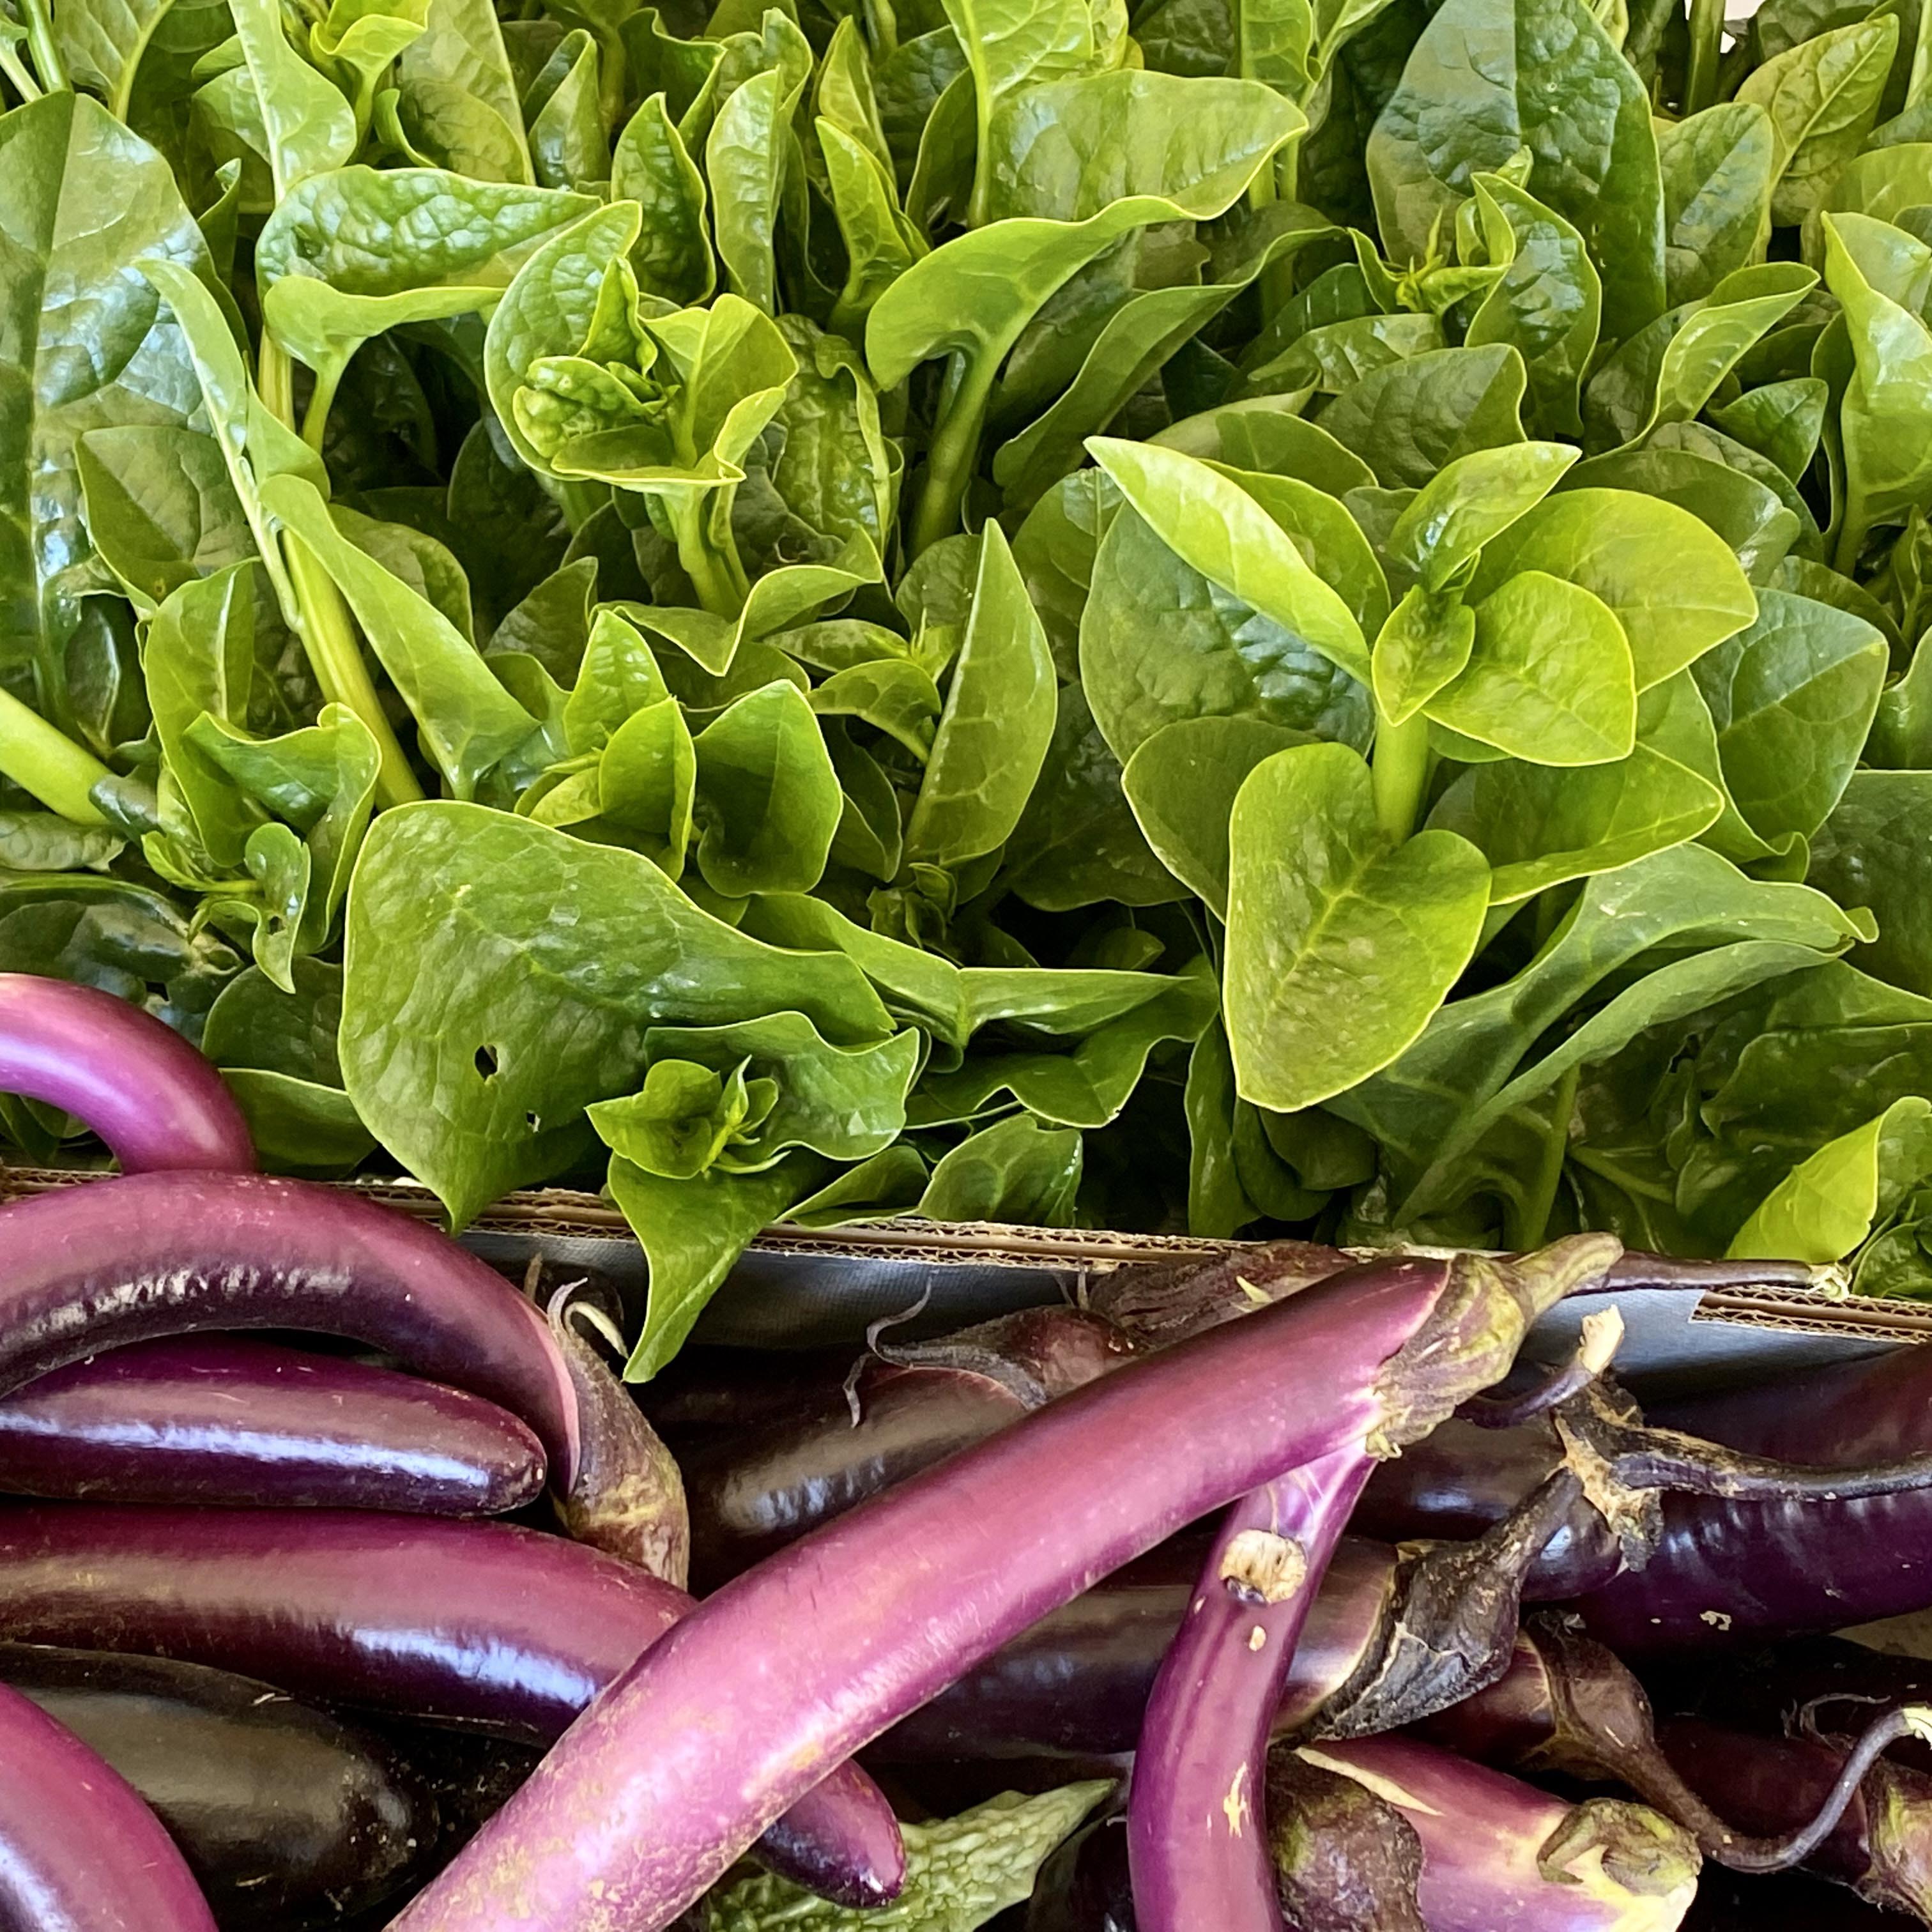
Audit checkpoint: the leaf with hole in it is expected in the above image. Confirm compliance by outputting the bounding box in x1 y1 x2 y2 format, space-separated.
1224 742 1491 1111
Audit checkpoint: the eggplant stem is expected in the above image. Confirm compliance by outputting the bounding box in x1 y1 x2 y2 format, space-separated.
1464 1308 1624 1431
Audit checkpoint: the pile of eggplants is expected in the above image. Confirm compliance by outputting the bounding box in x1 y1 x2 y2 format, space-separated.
11 971 1932 1929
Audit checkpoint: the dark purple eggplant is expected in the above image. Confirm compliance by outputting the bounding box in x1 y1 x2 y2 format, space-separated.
0 1336 544 1515
1026 1815 1134 1932
1284 1734 1702 1932
1417 1621 1927 1876
0 1643 428 1929
0 1503 902 1908
0 971 256 1175
1128 1446 1374 1932
0 1170 579 1485
680 1305 1133 1590
0 1673 218 1930
391 1238 1620 1932
1659 1719 1932 1920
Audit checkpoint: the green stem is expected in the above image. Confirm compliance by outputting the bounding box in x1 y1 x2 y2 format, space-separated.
1685 0 1724 114
1508 1062 1581 1252
257 339 423 809
1833 514 1866 578
909 349 997 558
0 34 42 99
0 687 112 824
1370 709 1432 843
667 495 746 618
17 0 66 91
299 358 345 454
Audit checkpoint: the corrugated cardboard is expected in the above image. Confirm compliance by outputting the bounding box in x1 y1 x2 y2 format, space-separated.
4 1163 1921 1397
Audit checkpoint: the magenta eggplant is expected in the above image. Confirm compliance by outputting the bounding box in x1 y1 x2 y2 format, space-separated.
391 1236 1620 1932
0 1170 580 1485
1300 1735 1702 1932
0 1503 903 1908
0 1673 220 1931
0 1335 544 1514
1128 1446 1374 1932
0 972 256 1176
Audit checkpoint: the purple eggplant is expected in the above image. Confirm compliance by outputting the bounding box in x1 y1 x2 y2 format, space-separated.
1659 1718 1932 1920
1128 1446 1373 1932
1265 1747 1427 1932
0 1643 429 1929
0 1503 902 1908
0 972 256 1175
0 1672 220 1930
0 1170 579 1487
390 1236 1622 1932
0 1336 544 1515
680 1306 1134 1590
1290 1734 1703 1932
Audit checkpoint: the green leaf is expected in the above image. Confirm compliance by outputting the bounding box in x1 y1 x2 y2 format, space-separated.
1462 175 1602 442
905 523 1057 871
1428 739 1725 902
1087 440 1370 684
1367 0 1666 341
1314 345 1528 491
1426 571 1636 767
1122 715 1312 915
1729 1096 1932 1261
1370 586 1476 728
525 29 610 192
702 1784 1114 1932
690 680 844 896
1469 487 1758 689
910 958 1216 1127
0 95 211 707
76 425 255 611
1738 15 1899 227
1809 770 1932 994
919 1112 1086 1223
1691 587 1887 848
1657 103 1775 308
342 802 891 1225
229 0 357 197
1224 741 1491 1110
1384 441 1578 592
613 93 715 305
257 169 597 408
390 0 533 182
261 473 535 799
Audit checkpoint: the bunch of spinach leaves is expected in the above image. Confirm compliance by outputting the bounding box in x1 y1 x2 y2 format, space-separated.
9 0 1932 1372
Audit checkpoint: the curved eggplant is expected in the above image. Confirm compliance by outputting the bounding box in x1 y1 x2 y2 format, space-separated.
0 1336 545 1515
0 1171 579 1486
0 972 255 1176
0 1673 218 1931
0 1643 427 1929
0 1503 900 1908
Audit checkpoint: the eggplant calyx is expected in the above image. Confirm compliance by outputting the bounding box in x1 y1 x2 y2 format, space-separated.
1861 1755 1932 1919
1369 1235 1623 1459
1265 1748 1428 1932
1299 1468 1584 1742
1536 1797 1703 1899
1462 1308 1624 1430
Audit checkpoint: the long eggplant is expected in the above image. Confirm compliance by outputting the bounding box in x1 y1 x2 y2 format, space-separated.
0 1504 902 1908
0 1643 427 1929
0 1170 579 1485
0 1336 544 1514
0 1673 219 1931
1286 1735 1702 1932
1128 1446 1372 1932
680 1306 1133 1590
392 1236 1622 1932
0 972 255 1175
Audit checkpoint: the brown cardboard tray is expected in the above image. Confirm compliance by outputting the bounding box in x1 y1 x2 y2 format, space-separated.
4 1164 1922 1400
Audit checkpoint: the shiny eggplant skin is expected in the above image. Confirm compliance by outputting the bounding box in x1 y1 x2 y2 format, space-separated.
0 1337 545 1515
0 1643 428 1929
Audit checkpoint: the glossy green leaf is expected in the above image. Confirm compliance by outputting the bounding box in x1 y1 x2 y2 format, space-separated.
1729 1096 1932 1261
690 680 843 896
1657 103 1775 308
1738 15 1899 226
